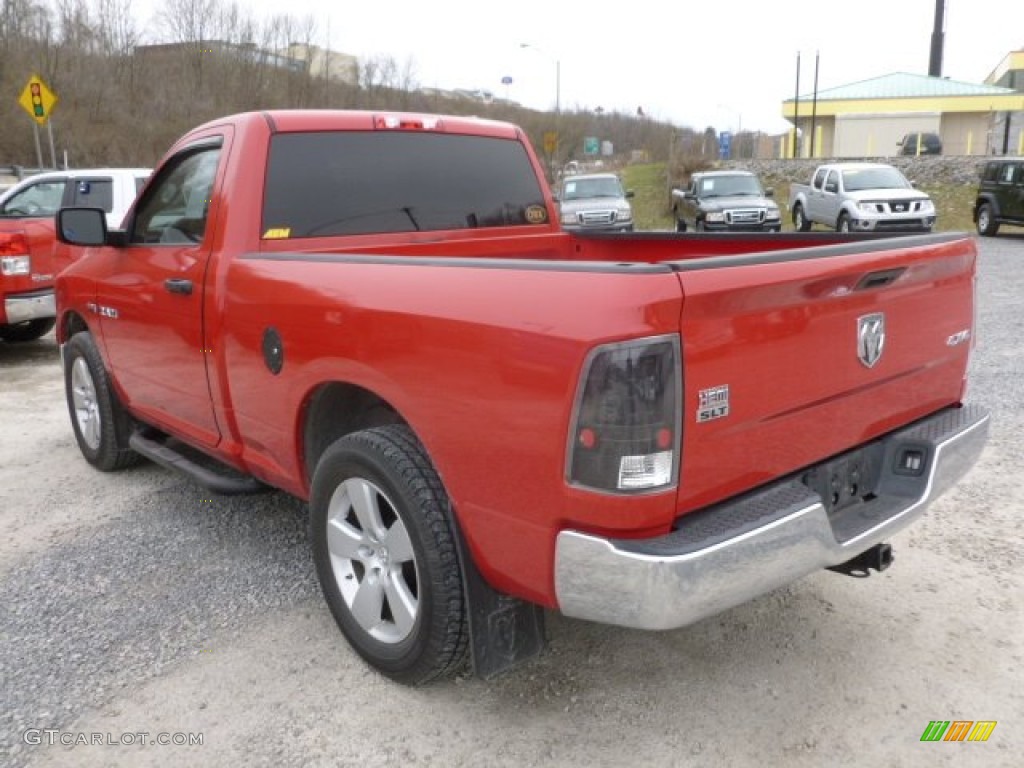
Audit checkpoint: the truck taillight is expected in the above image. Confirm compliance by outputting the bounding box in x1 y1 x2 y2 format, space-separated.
0 231 29 258
374 115 442 131
567 335 682 493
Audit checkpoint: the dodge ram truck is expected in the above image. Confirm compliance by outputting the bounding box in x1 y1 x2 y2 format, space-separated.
55 110 988 684
789 162 936 233
0 168 149 342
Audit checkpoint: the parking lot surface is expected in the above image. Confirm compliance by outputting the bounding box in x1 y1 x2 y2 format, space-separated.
1 235 1021 767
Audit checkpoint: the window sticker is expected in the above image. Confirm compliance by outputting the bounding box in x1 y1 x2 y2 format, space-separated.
262 227 291 239
525 205 548 224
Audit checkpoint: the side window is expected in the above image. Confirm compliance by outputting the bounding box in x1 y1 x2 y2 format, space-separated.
131 147 221 244
825 171 839 193
999 164 1015 184
812 169 827 190
71 179 114 212
0 179 66 217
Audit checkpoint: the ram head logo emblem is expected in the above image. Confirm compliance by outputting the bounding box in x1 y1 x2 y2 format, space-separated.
857 313 885 368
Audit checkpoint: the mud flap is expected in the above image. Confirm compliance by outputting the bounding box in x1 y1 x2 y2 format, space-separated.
451 517 546 679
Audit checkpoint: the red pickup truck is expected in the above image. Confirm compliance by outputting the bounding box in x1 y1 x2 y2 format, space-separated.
55 110 989 684
0 168 149 342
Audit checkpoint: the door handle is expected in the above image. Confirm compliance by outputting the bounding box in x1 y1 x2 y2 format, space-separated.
164 278 193 296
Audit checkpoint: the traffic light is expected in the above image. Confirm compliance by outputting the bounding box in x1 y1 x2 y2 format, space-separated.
30 83 44 117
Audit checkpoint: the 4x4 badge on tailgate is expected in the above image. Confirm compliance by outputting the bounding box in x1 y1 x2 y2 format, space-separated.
858 313 885 368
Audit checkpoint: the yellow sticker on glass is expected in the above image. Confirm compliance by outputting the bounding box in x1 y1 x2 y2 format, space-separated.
525 205 548 225
263 227 291 239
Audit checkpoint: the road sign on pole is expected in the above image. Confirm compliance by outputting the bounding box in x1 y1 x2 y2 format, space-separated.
718 131 732 160
18 74 58 126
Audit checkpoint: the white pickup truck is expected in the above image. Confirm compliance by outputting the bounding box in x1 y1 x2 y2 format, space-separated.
788 163 936 233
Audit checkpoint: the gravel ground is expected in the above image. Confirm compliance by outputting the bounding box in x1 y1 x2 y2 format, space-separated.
1 235 1021 767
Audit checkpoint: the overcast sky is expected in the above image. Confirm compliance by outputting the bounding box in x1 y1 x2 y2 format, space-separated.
137 0 1023 133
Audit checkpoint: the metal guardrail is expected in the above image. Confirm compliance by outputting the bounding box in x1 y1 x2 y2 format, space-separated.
0 165 49 181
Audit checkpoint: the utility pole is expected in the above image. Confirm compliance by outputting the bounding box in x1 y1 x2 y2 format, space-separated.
792 52 801 159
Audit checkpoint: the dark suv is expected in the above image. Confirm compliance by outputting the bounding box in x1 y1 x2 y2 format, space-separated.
898 132 942 156
974 158 1024 236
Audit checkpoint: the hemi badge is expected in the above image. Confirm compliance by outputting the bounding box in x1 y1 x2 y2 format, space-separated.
697 385 730 423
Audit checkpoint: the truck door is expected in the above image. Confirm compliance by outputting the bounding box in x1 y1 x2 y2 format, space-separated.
95 137 225 447
820 169 841 223
1004 162 1024 220
807 167 827 221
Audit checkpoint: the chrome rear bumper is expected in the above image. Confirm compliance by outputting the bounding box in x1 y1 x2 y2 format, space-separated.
554 405 990 630
4 289 56 324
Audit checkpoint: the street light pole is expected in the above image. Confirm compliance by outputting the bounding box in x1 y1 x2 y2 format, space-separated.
520 43 560 115
520 43 561 178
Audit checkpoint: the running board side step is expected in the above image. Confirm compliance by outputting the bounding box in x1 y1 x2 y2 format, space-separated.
129 431 267 495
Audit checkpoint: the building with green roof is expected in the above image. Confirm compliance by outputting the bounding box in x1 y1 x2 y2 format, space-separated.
781 53 1024 158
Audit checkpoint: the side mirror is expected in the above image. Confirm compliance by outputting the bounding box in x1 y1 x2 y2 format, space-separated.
765 187 774 198
625 190 635 199
57 207 109 246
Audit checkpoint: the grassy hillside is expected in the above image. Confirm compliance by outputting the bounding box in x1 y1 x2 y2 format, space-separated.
620 163 978 233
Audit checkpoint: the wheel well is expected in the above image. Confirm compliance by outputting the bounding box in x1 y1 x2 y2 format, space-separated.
62 311 89 340
974 196 997 220
301 382 404 483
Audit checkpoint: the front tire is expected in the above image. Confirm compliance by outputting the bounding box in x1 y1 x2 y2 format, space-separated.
63 332 141 471
675 216 687 233
310 425 468 685
976 203 999 236
0 317 56 343
793 204 812 232
837 212 852 233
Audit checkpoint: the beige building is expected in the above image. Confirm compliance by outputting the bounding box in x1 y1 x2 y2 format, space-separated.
781 61 1024 158
985 50 1024 154
281 44 359 85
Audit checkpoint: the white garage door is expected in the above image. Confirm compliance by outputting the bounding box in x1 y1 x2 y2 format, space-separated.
834 113 940 158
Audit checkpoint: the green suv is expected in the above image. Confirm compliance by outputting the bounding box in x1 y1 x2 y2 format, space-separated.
974 158 1024 236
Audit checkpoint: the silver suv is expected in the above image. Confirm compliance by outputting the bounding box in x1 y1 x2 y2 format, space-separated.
556 173 634 233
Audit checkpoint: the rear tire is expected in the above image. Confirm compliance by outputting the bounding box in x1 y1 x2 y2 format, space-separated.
793 204 812 232
0 317 56 343
63 331 141 471
976 203 999 237
310 425 469 685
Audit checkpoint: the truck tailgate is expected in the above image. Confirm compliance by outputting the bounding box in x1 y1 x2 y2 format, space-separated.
671 234 976 514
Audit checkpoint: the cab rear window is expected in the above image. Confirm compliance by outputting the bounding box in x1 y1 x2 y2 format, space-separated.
262 131 548 238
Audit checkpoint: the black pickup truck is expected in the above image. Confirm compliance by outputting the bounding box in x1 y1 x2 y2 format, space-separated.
671 170 782 233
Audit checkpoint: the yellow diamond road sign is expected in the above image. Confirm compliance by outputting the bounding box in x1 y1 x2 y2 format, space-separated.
18 75 58 126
